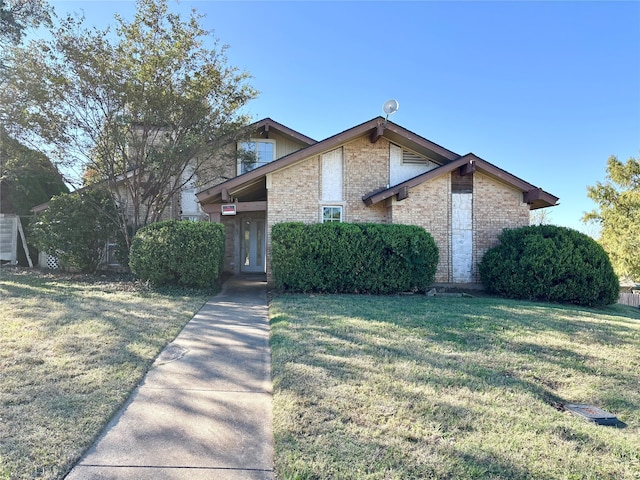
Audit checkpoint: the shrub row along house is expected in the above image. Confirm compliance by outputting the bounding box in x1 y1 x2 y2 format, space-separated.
34 116 558 284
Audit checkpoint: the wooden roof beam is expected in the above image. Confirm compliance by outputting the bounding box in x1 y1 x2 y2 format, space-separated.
369 124 384 143
397 186 409 201
523 188 543 203
459 159 476 176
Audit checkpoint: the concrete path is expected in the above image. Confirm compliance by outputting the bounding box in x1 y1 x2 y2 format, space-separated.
65 275 273 480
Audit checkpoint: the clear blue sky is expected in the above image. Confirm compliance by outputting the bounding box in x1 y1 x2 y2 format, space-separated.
48 0 640 234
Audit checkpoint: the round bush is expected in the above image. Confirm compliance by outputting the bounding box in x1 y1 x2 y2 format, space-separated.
479 225 619 307
129 220 225 288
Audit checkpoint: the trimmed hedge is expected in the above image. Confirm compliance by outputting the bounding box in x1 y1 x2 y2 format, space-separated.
129 220 225 288
271 222 438 294
479 225 619 307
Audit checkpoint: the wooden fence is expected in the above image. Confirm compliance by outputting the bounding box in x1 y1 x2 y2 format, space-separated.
0 214 33 266
618 292 640 308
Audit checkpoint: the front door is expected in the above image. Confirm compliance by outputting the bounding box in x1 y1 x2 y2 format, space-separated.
240 217 266 273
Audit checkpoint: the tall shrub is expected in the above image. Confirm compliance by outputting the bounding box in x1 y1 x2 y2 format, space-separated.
271 222 438 294
479 225 619 307
129 220 225 288
30 189 118 273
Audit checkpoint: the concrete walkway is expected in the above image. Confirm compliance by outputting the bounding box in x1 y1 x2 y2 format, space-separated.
65 275 273 480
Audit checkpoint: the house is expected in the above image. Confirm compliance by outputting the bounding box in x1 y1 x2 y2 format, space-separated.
196 117 558 284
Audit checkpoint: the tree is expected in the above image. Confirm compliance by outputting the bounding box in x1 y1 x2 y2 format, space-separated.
0 0 50 47
4 0 257 252
584 155 640 280
529 208 553 226
30 189 120 273
1 0 53 209
0 129 68 216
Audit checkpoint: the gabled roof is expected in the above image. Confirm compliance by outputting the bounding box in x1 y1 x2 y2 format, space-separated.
196 116 460 204
362 153 559 210
251 117 317 145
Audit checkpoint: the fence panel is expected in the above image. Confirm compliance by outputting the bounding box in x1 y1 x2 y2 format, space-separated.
618 292 640 308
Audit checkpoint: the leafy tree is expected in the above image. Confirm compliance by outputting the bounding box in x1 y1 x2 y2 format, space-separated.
0 128 68 215
529 208 553 226
30 189 120 273
0 0 50 47
584 155 640 280
4 0 257 252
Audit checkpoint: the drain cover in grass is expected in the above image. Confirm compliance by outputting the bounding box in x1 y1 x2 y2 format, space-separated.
564 404 619 426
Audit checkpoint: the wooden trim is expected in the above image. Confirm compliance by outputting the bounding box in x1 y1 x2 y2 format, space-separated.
523 188 543 203
197 116 461 205
363 153 559 209
397 186 409 201
459 160 476 176
369 125 384 143
201 201 267 215
253 117 317 145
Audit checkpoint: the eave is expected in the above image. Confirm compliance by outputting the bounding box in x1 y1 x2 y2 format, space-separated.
197 116 460 205
362 153 559 210
251 117 317 145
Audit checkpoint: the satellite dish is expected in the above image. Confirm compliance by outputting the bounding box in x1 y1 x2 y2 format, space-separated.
383 99 399 116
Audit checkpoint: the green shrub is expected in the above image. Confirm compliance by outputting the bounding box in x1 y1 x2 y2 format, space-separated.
30 189 119 273
479 225 619 307
129 220 225 288
271 222 438 294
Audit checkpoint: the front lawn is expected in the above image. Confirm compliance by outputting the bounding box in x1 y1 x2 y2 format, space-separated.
270 294 640 479
0 269 210 480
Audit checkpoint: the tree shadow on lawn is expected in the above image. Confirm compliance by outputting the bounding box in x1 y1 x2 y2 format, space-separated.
274 368 547 480
272 294 640 386
271 294 640 477
0 270 206 479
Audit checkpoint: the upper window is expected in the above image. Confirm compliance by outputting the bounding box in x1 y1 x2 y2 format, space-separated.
237 139 275 175
322 206 342 223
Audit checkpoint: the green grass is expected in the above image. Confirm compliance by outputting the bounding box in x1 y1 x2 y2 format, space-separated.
0 268 210 480
270 293 640 479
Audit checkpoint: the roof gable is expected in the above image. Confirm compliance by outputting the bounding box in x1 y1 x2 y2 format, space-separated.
251 118 317 146
196 116 460 204
362 153 558 210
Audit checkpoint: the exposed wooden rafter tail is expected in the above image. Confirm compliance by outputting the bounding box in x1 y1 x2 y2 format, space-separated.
369 124 385 143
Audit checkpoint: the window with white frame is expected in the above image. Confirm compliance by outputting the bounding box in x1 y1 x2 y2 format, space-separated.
322 206 342 223
237 139 275 175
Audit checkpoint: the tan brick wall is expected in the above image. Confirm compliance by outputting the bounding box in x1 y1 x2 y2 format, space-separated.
473 172 530 280
268 157 321 225
261 135 531 285
343 137 390 223
390 174 451 282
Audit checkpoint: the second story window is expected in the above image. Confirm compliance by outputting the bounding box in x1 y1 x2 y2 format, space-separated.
237 139 275 175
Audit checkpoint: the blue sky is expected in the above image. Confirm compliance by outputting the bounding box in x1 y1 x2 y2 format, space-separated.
47 0 640 233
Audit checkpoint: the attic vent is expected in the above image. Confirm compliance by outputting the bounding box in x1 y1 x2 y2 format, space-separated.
402 150 428 165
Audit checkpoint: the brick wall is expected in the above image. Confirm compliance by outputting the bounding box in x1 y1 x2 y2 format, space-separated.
473 172 530 280
389 175 451 282
343 137 390 223
264 135 531 285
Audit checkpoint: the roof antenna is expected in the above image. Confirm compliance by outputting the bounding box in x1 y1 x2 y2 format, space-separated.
382 99 399 127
